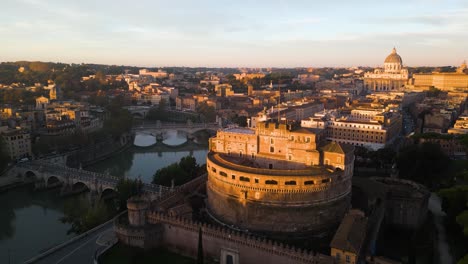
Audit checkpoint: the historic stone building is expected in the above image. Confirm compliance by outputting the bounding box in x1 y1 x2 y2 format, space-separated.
410 61 468 91
302 108 402 150
364 48 409 91
206 121 354 235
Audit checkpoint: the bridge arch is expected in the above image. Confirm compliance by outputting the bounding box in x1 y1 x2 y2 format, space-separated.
46 176 62 187
132 112 144 119
72 181 90 193
100 188 118 199
24 170 37 179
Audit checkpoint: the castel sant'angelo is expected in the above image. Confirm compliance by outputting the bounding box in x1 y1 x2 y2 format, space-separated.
115 120 359 264
206 121 354 236
115 118 429 264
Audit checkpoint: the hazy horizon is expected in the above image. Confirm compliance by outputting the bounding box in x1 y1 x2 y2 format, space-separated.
1 0 467 67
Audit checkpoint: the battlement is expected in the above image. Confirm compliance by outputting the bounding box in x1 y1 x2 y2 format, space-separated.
145 212 333 263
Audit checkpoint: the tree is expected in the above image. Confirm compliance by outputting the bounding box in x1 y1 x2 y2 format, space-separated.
61 197 113 234
0 136 10 171
457 210 468 237
426 87 442 97
116 178 142 210
152 156 203 186
231 114 247 127
146 99 168 121
397 143 450 188
196 102 216 123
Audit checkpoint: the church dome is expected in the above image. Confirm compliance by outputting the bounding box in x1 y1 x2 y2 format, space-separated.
384 48 403 64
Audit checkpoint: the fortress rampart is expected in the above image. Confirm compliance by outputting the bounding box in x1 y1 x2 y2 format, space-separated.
115 211 334 264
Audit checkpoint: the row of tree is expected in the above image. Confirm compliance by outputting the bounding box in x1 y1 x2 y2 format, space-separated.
152 156 206 187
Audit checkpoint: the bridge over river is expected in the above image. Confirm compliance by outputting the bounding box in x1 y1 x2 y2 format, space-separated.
132 121 221 135
10 161 171 199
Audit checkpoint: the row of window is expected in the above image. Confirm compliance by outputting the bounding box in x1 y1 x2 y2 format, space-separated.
211 166 331 186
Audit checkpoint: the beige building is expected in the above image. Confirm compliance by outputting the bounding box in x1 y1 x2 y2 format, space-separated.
330 210 368 264
0 127 32 160
410 61 468 91
364 48 409 91
233 72 265 82
215 84 234 97
448 116 468 134
0 107 14 120
176 96 198 111
302 109 402 150
139 69 168 78
35 96 49 110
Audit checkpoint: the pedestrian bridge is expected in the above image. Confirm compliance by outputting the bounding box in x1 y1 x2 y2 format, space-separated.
12 161 170 199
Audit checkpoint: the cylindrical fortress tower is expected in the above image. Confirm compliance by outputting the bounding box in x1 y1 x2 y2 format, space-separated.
206 152 352 235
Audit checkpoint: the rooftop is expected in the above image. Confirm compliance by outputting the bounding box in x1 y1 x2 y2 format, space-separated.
330 210 367 254
222 127 255 135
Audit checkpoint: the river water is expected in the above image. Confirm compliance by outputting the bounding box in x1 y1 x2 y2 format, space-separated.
0 130 208 263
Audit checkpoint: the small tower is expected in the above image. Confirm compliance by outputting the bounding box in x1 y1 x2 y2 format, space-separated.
127 197 149 227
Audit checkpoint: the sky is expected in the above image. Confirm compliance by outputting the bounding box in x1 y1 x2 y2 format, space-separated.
0 0 467 67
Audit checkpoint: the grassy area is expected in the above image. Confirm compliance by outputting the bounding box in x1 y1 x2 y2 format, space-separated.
100 243 196 264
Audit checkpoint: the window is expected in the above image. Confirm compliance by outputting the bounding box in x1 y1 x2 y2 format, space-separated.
346 255 350 263
336 253 341 261
305 137 310 143
270 146 274 153
270 138 274 144
322 178 331 183
211 167 217 173
239 176 250 182
219 171 227 177
304 180 314 185
285 180 296 185
268 163 273 169
265 180 278 185
226 255 234 264
231 175 236 180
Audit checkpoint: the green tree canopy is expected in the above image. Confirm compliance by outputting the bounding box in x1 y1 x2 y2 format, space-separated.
196 102 216 123
152 156 204 186
396 143 450 188
116 178 142 209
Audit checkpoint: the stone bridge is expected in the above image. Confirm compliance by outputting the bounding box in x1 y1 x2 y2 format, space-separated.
125 106 151 119
11 161 170 199
132 121 221 135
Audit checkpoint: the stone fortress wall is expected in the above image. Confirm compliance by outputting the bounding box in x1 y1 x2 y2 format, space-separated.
115 210 334 264
206 152 352 234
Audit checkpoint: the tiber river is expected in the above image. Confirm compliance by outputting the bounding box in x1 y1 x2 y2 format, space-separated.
0 130 209 263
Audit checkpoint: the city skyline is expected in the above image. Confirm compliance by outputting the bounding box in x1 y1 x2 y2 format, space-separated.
1 0 467 67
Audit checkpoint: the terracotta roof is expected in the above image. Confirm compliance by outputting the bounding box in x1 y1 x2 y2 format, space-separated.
330 210 367 254
321 141 354 154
